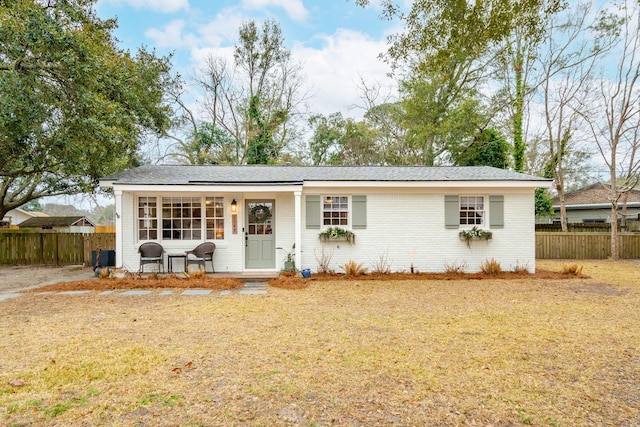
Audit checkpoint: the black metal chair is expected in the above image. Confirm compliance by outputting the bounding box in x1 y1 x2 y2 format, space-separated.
186 242 216 272
138 242 164 273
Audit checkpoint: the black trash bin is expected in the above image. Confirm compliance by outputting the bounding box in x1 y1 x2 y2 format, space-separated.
92 250 116 268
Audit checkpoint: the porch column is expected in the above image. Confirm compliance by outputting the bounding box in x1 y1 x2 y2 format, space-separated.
114 190 123 268
294 190 302 270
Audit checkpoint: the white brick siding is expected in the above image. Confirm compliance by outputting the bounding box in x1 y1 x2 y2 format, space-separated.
116 187 536 274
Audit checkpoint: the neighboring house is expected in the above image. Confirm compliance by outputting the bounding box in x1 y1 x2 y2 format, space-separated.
100 165 550 273
549 183 640 224
18 216 97 233
1 208 48 228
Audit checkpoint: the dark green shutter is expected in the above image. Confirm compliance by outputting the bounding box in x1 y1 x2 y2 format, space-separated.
352 195 367 229
489 195 504 229
305 195 321 229
445 195 460 229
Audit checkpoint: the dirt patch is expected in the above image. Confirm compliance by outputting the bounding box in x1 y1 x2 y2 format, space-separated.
0 265 91 293
569 283 627 296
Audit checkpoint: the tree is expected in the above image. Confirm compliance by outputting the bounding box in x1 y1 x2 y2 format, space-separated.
578 0 640 259
355 0 564 169
355 0 562 68
307 113 380 165
198 20 307 164
535 2 617 232
490 0 564 174
399 72 487 165
0 0 175 219
308 113 345 165
452 128 510 169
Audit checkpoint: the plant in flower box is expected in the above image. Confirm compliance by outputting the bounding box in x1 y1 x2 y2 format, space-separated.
319 226 355 244
459 226 493 248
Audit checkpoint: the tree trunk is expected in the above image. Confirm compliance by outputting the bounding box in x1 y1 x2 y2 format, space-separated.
558 189 568 232
621 192 629 229
611 201 619 260
513 48 526 173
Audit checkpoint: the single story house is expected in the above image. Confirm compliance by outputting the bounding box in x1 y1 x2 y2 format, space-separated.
18 216 97 233
1 208 48 228
549 183 640 224
100 165 550 274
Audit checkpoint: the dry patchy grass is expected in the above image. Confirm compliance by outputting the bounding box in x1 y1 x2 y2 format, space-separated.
1 260 639 426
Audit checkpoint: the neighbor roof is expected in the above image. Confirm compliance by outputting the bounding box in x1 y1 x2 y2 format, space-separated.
18 216 96 228
554 183 640 205
101 165 550 186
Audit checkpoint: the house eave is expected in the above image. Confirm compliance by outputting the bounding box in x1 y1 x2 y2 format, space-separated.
109 184 304 193
302 180 548 189
106 180 546 192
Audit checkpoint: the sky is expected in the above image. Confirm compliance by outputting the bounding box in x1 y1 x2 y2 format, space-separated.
94 0 403 119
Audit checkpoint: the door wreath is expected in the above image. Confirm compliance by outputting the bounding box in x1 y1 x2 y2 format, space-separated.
250 204 271 223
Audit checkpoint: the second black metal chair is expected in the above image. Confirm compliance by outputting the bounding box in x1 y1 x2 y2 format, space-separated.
186 242 216 272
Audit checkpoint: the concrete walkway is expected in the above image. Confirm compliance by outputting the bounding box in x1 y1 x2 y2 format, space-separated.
0 281 268 302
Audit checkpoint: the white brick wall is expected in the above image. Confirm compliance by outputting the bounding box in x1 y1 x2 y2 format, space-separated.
299 189 536 273
117 187 537 274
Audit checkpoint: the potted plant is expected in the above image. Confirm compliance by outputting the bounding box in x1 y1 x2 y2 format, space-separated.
277 244 296 271
319 226 356 244
459 226 493 248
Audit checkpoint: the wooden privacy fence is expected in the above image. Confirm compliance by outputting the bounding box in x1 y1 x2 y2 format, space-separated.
2 231 640 264
536 232 640 259
0 231 115 266
536 222 640 233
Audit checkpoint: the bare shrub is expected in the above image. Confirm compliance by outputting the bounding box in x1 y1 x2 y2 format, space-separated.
562 263 583 275
513 261 531 274
371 251 391 274
444 261 467 274
341 260 368 276
98 267 111 279
480 258 502 275
190 269 206 279
315 247 335 274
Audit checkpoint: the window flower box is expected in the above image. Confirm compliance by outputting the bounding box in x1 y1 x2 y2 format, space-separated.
319 227 355 244
459 226 492 248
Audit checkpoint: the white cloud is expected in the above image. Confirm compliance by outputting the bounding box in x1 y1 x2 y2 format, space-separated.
106 0 188 13
241 0 308 22
292 29 395 117
145 20 188 48
197 9 245 47
147 16 395 120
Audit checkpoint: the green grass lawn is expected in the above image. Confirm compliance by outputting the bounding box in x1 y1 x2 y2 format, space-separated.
1 260 639 426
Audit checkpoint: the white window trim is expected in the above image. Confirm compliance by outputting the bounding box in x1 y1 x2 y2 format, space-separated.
136 194 228 243
459 195 486 228
320 194 351 229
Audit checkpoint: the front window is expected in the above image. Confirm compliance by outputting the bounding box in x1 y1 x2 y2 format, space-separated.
323 195 348 226
460 196 484 226
137 196 225 241
138 197 158 240
162 197 202 240
205 197 225 239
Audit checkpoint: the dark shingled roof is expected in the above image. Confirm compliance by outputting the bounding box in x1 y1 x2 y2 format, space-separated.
18 216 96 228
554 183 640 205
101 165 550 186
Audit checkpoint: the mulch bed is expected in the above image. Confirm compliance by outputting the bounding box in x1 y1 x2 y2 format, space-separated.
31 269 584 292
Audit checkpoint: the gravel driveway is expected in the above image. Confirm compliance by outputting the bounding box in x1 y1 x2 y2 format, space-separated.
0 265 94 294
